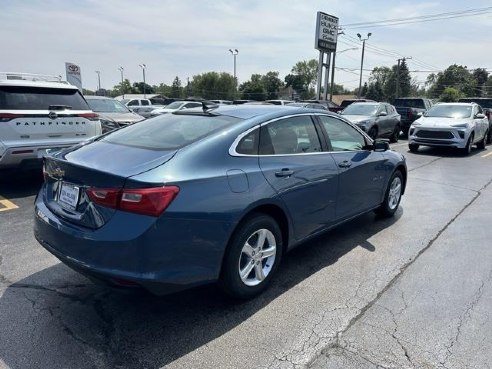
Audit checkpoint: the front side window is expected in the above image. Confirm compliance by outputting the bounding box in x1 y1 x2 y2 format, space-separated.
259 115 321 155
127 99 138 106
319 115 365 152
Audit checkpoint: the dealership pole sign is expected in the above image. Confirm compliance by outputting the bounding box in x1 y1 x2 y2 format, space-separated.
65 62 82 91
315 12 339 52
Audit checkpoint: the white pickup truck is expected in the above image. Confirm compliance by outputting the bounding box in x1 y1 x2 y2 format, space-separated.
119 97 163 118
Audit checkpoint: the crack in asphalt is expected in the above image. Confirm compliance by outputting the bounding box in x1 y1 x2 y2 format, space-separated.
306 177 492 368
407 157 443 173
439 268 492 368
410 176 482 193
0 255 13 286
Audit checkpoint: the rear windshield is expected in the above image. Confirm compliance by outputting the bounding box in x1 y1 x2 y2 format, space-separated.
458 98 492 109
394 99 426 109
0 86 90 110
342 103 379 115
86 98 130 113
102 113 241 150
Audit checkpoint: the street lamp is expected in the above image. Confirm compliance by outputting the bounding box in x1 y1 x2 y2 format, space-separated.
139 64 147 98
229 49 238 89
118 66 124 97
95 70 101 94
357 32 372 98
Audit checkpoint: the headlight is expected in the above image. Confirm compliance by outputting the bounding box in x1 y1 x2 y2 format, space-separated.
357 120 371 126
411 122 421 127
451 123 469 128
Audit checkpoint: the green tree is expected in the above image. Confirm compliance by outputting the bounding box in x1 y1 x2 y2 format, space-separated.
427 64 476 98
472 68 489 97
439 87 462 102
239 74 266 100
170 76 183 98
285 59 318 99
261 71 283 100
190 72 236 100
133 82 155 95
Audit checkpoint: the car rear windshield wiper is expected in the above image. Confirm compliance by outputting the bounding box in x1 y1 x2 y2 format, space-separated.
48 105 73 110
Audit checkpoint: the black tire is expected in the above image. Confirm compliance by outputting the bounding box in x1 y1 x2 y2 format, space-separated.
408 143 419 152
375 170 403 217
389 125 400 143
461 134 473 156
219 214 283 299
487 128 492 145
477 130 488 150
368 127 378 140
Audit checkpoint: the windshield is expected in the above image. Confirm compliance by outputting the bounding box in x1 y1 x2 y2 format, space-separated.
165 102 185 109
102 113 241 150
342 104 379 116
394 99 426 109
425 105 472 118
86 98 131 113
0 86 89 110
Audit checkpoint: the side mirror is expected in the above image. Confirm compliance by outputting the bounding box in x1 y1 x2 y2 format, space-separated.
374 139 390 152
378 111 388 116
417 111 423 116
475 113 486 119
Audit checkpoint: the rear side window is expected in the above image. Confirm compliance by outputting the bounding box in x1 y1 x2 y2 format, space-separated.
259 115 321 155
0 86 89 110
141 100 150 106
102 113 241 150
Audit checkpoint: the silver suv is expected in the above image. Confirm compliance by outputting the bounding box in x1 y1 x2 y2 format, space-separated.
0 73 102 169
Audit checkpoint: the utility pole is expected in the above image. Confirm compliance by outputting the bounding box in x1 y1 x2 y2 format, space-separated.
229 49 239 95
395 57 412 99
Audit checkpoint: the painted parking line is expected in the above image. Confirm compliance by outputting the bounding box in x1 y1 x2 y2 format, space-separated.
0 196 19 212
481 151 492 158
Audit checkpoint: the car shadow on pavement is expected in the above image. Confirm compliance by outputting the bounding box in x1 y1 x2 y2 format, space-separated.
0 208 401 369
0 168 44 198
407 146 488 157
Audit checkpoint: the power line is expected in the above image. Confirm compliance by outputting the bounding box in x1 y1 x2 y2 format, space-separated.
340 7 492 29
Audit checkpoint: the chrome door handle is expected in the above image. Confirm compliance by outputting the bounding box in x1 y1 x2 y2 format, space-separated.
275 169 294 177
338 160 352 168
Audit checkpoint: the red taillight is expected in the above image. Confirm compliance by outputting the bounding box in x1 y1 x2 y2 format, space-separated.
86 186 179 217
78 112 99 121
407 110 413 118
0 113 24 122
486 111 491 119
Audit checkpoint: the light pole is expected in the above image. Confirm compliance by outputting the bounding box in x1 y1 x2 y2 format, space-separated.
118 66 124 97
139 64 147 98
229 49 238 92
357 32 372 98
329 47 358 101
95 70 101 94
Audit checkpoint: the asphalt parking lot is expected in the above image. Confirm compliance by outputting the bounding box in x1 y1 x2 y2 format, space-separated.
1 140 492 369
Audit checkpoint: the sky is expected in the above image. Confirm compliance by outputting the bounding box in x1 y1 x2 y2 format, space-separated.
1 0 491 92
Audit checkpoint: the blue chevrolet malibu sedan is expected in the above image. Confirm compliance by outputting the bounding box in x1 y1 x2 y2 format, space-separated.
34 104 407 299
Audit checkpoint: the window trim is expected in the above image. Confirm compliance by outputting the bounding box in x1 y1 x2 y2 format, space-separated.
229 112 370 157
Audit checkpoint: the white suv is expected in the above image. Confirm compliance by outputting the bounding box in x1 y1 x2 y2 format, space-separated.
0 73 102 169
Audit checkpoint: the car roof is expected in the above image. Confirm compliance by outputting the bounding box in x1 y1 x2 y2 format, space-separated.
0 79 78 89
85 96 115 100
179 104 327 120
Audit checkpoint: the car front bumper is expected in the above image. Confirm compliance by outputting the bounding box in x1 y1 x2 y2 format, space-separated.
408 126 471 149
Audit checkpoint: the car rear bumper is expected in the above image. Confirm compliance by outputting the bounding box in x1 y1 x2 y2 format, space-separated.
0 142 78 168
33 196 233 295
